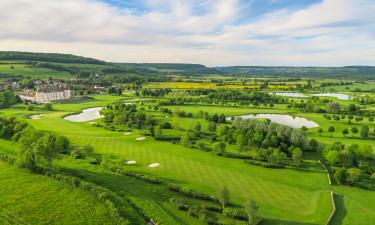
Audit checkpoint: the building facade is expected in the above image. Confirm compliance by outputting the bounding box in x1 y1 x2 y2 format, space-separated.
19 84 71 103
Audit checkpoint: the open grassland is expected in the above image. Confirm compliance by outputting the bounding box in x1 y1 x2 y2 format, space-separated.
0 63 70 79
0 157 113 225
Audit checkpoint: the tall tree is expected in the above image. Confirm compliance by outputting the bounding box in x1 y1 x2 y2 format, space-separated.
154 125 163 140
218 186 230 210
244 200 262 225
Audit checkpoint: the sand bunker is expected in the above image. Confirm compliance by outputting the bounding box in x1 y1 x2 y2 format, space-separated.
30 114 44 120
148 163 160 168
126 160 136 165
136 136 146 141
124 132 132 136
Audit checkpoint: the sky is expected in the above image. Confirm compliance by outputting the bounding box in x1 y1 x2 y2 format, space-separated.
0 0 374 66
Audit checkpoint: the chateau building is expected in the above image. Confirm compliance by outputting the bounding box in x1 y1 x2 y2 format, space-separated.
19 84 71 103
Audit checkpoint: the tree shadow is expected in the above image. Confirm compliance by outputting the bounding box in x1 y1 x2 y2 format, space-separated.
330 194 347 225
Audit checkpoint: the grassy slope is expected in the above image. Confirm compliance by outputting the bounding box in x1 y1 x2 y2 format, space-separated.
0 63 70 79
0 153 113 225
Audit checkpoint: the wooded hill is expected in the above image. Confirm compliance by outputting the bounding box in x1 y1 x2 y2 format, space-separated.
1 51 375 78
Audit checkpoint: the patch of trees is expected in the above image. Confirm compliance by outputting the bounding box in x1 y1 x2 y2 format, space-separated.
324 142 375 188
0 51 106 64
0 117 70 172
102 103 156 130
141 88 172 97
0 90 19 108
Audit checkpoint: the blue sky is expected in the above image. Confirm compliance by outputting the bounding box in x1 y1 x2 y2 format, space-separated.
0 0 374 66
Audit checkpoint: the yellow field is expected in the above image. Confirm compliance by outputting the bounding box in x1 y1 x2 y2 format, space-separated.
145 82 296 89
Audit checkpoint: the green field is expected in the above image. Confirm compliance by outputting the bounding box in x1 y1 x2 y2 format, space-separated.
0 63 70 79
0 157 112 225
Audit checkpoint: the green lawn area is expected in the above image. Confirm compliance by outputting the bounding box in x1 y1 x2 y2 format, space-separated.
0 159 113 225
0 63 70 79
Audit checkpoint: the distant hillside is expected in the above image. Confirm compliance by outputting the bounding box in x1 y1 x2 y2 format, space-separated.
215 66 375 78
119 63 222 75
0 51 107 65
1 51 375 78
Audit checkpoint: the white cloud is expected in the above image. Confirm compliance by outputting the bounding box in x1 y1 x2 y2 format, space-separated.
0 0 374 66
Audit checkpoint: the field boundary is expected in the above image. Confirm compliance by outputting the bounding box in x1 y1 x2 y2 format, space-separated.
319 160 337 225
326 191 337 225
319 160 332 185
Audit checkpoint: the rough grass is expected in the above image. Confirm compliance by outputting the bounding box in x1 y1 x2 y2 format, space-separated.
0 160 113 225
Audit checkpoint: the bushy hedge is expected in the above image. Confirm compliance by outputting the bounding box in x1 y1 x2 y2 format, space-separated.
169 198 189 211
0 153 16 164
123 172 163 184
168 184 219 203
217 152 254 160
223 208 247 221
129 196 177 225
244 159 285 169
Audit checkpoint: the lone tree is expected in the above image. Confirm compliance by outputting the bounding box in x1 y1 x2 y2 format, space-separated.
342 129 349 137
218 186 230 210
208 122 217 133
328 126 335 137
318 128 323 136
351 127 358 136
194 122 202 137
291 147 303 164
360 125 369 138
154 125 163 140
34 133 58 171
244 200 262 225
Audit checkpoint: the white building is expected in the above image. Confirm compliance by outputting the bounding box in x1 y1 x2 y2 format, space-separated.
19 84 71 103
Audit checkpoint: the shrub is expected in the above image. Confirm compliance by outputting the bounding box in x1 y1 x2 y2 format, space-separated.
123 172 162 184
334 168 347 184
370 173 375 181
223 208 247 220
168 184 219 203
169 198 189 211
347 168 362 183
244 160 285 169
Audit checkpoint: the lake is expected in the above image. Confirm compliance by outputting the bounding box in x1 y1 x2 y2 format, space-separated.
269 92 308 98
311 93 350 100
232 114 319 128
64 107 104 122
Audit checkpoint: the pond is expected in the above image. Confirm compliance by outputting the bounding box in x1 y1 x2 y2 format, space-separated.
311 93 350 100
269 92 308 98
232 114 319 128
64 107 104 122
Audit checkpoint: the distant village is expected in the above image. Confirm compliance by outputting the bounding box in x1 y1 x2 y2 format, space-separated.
0 78 125 104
